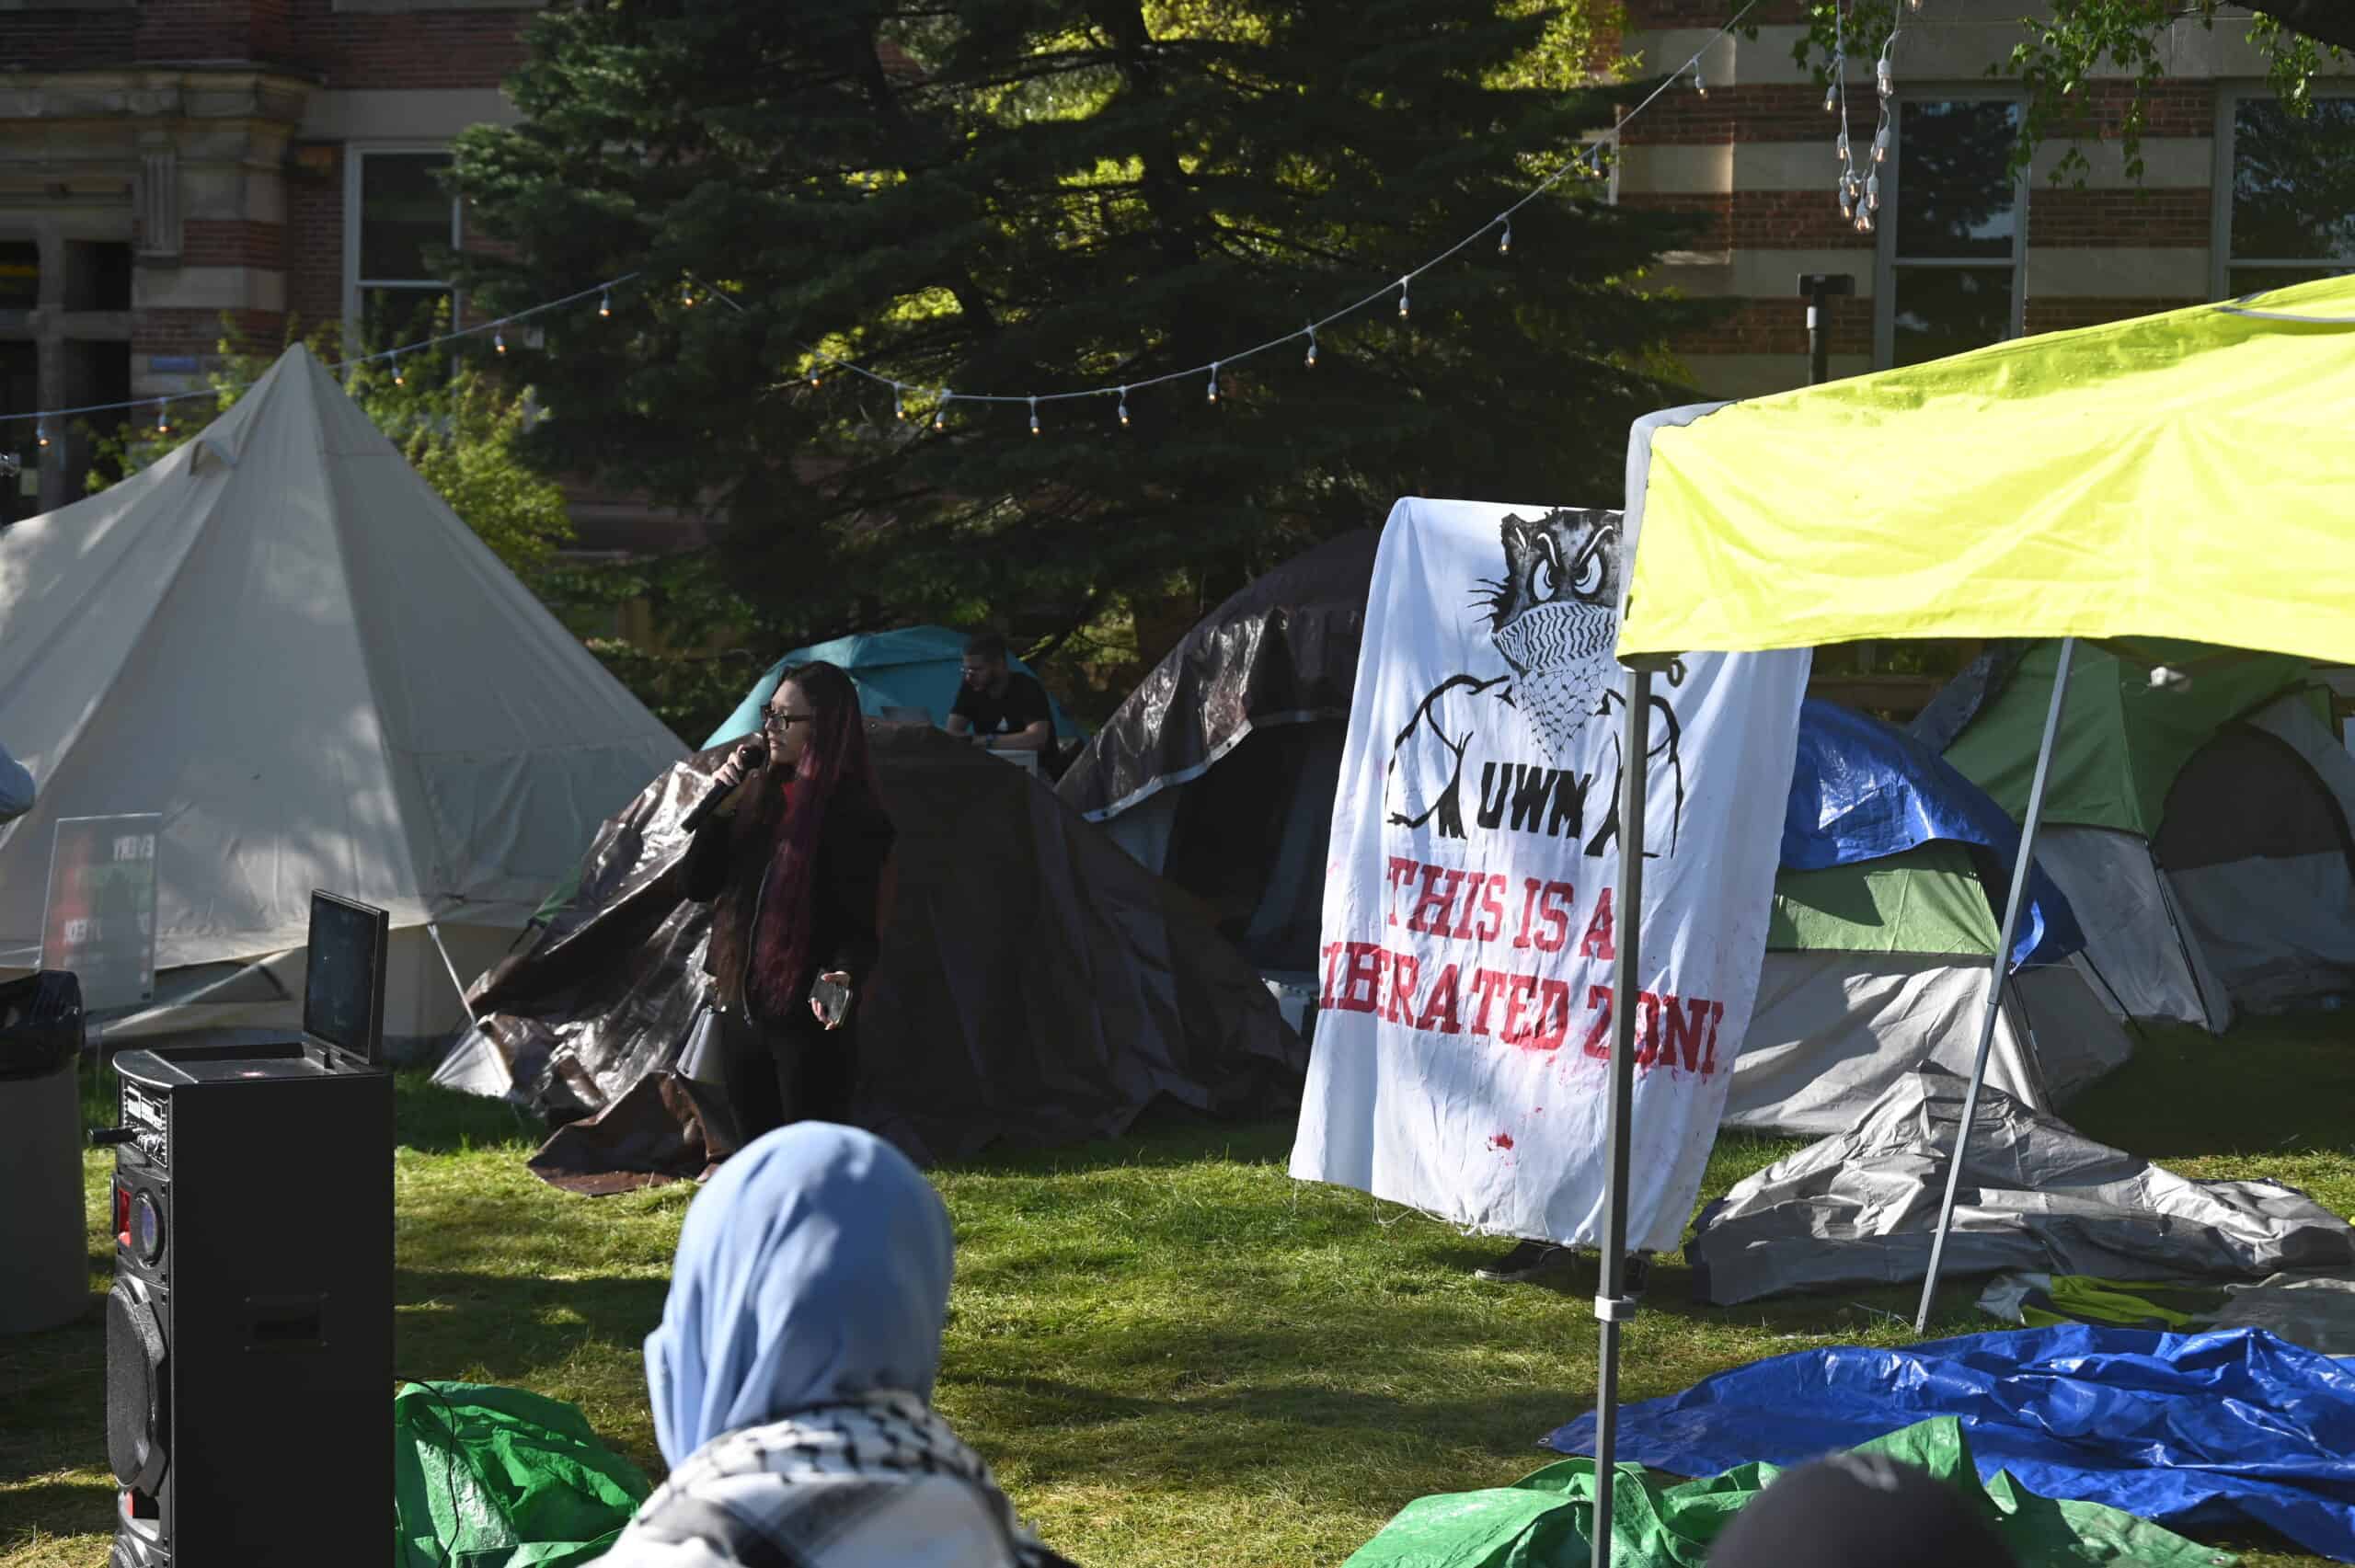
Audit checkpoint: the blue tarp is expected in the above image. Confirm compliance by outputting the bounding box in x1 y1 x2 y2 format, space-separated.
704 625 1081 750
1784 699 2083 968
1544 1325 2355 1562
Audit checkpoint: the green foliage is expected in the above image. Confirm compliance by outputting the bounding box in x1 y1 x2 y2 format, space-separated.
450 0 1717 657
80 315 574 576
1779 2 2350 186
534 552 771 743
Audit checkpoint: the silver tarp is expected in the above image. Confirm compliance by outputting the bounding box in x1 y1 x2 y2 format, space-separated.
1689 1067 2355 1306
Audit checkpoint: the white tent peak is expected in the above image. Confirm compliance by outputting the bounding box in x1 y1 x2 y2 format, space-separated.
0 342 684 1040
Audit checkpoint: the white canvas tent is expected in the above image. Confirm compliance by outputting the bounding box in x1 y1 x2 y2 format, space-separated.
0 344 685 1051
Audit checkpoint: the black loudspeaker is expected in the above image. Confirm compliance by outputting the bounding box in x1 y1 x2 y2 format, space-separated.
98 1042 392 1566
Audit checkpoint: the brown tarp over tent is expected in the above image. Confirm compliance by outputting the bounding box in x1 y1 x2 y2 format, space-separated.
442 723 1305 1189
1056 529 1377 825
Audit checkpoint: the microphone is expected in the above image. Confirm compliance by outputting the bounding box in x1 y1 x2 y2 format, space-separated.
680 740 768 834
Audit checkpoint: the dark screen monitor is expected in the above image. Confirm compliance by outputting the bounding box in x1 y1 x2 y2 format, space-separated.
303 891 390 1067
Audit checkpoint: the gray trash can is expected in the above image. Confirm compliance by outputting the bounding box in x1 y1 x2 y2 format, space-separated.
0 972 87 1334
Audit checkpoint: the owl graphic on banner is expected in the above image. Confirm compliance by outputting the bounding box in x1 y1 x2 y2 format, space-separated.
1384 508 1684 856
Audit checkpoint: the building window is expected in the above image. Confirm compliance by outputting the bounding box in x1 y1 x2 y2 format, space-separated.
348 149 458 350
2218 93 2355 299
1878 98 2025 369
0 241 38 313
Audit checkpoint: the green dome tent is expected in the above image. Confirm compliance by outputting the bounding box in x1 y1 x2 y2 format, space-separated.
1729 841 2132 1136
1922 641 2355 1029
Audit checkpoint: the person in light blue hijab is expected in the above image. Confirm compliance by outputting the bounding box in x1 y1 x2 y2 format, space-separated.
647 1120 954 1460
610 1124 1071 1568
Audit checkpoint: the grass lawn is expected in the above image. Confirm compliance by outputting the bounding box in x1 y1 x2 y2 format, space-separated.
4 1015 2350 1566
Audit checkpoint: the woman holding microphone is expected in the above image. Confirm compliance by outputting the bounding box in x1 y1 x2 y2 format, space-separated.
684 662 896 1150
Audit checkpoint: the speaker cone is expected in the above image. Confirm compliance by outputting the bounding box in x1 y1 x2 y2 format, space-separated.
105 1277 167 1495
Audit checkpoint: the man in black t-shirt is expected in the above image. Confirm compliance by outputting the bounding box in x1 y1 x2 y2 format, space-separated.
946 632 1054 754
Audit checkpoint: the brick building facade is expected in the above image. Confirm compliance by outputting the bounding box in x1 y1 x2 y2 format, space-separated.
1614 0 2355 398
0 0 537 514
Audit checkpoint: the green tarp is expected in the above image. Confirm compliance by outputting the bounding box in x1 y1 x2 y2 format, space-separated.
1942 641 2311 836
1344 1417 2233 1568
1769 841 1999 957
1978 1273 2227 1333
394 1381 652 1568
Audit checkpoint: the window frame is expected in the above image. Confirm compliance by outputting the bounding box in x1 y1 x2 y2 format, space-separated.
1873 90 2029 370
2210 84 2355 302
342 143 463 354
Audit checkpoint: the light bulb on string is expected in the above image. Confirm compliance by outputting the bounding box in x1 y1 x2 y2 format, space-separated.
1397 277 1410 320
1874 124 1890 163
1908 0 1922 11
934 393 950 431
494 326 507 355
1207 361 1220 403
1836 130 1850 164
1304 327 1317 369
1028 397 1040 437
1693 64 1707 97
598 287 612 319
1498 216 1512 256
1117 385 1131 428
808 366 822 388
1838 186 1855 219
1825 80 1839 112
1866 171 1880 211
1877 52 1893 100
1857 208 1876 234
155 404 170 436
681 284 695 307
36 421 50 448
393 352 406 386
892 383 905 420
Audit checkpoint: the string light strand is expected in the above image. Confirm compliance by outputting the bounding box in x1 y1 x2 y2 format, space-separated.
0 272 641 431
678 0 1759 422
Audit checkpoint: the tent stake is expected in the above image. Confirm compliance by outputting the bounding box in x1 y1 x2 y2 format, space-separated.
1591 666 1653 1568
1913 636 2075 1333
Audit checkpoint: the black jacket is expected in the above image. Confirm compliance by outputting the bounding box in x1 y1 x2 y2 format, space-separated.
683 785 897 1008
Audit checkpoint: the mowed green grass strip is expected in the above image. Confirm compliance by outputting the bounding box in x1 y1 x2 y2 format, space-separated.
3 1017 2348 1566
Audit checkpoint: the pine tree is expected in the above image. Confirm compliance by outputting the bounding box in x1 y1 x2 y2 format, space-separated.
452 0 1716 648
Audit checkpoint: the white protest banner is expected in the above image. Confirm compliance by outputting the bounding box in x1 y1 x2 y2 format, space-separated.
1289 499 1809 1252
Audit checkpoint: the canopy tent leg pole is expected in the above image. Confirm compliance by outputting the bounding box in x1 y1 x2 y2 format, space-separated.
1913 635 2075 1334
425 921 483 1031
1591 666 1654 1568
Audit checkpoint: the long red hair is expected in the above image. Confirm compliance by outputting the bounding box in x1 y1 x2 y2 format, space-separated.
715 661 877 1022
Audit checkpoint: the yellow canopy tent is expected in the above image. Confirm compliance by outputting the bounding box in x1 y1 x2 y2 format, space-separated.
1578 277 2355 1568
1616 272 2355 663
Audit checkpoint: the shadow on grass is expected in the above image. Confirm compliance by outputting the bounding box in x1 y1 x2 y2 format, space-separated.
2064 1015 2355 1159
393 1071 545 1155
0 1293 108 1506
0 1478 114 1560
394 1268 667 1378
937 1104 1299 1179
957 1368 1583 1467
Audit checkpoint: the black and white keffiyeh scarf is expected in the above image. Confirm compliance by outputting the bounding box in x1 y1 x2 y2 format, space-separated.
603 1391 1074 1568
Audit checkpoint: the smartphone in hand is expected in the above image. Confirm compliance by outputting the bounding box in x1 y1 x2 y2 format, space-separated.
810 975 851 1030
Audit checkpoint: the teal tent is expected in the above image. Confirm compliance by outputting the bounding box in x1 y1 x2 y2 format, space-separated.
703 625 1080 749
